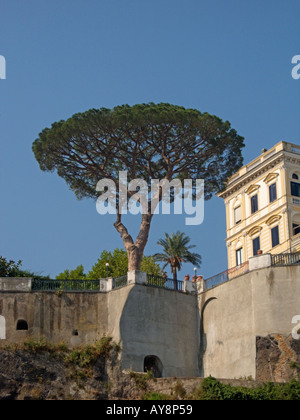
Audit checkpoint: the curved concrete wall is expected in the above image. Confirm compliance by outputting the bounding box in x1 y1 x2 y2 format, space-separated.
199 265 300 379
119 285 199 377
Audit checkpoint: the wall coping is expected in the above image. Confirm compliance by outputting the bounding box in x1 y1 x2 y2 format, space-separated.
0 278 33 292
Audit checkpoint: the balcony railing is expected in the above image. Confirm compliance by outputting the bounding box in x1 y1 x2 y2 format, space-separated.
205 261 249 291
271 252 300 266
205 270 228 290
113 275 128 289
147 274 184 292
31 279 100 292
292 198 300 206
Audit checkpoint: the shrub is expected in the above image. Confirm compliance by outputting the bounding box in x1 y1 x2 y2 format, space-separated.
142 392 172 400
172 381 187 399
64 336 121 368
23 338 53 354
190 377 300 400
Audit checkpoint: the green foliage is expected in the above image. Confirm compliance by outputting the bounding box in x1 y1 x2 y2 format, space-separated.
56 265 86 280
64 336 121 368
142 377 300 400
33 103 244 272
172 381 187 399
129 370 154 391
0 256 22 277
56 248 162 279
191 377 300 401
140 256 162 277
154 231 201 279
23 338 52 353
290 361 300 375
16 336 120 369
22 338 68 354
32 103 244 201
0 256 49 279
142 391 172 400
87 249 128 279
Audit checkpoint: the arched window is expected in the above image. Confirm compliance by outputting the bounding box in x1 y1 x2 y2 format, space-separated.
292 173 299 180
144 355 164 378
16 319 28 331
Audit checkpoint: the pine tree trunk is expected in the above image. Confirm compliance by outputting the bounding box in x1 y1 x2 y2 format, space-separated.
114 212 153 272
127 246 144 271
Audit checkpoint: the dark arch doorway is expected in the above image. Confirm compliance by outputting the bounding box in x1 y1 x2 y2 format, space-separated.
16 319 28 331
144 355 164 378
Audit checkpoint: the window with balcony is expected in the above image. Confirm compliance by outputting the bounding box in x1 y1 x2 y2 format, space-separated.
271 225 280 248
269 183 277 203
251 194 258 214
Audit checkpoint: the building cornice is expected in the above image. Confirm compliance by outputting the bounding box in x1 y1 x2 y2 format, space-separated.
218 150 293 200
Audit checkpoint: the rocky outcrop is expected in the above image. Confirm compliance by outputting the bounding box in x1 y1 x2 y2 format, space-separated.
0 347 266 400
0 349 109 400
256 334 300 382
1 334 299 400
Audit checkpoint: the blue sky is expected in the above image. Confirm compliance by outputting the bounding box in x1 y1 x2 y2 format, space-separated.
0 0 299 279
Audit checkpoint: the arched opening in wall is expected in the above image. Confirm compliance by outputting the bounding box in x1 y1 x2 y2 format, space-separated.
144 355 164 378
199 297 217 377
16 319 28 331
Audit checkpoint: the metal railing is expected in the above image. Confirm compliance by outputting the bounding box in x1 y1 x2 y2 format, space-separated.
113 275 128 289
205 261 249 291
205 270 228 290
147 274 184 291
271 252 300 267
31 279 100 292
228 261 249 279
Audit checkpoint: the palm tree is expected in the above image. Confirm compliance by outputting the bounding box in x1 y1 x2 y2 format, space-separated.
154 231 202 288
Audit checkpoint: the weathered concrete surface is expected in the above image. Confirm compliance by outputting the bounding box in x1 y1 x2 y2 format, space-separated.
0 282 199 378
0 278 32 292
199 266 300 380
0 291 108 346
119 285 199 378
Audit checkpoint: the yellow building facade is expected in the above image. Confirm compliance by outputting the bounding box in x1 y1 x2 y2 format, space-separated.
218 141 300 270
